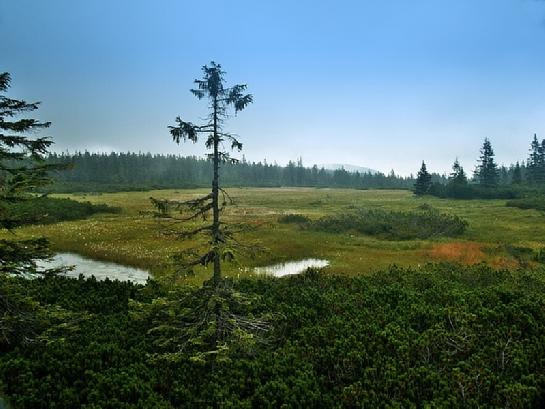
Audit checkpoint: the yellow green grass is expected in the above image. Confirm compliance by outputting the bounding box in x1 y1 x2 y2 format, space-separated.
3 188 545 284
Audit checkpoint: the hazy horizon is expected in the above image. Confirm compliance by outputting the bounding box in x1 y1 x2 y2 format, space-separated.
3 0 545 176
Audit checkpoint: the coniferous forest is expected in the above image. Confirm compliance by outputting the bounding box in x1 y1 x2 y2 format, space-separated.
45 152 419 191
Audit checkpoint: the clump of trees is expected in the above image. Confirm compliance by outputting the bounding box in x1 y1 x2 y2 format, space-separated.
415 135 545 199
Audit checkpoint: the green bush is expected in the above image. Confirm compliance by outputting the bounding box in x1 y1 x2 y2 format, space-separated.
278 214 310 224
506 197 545 212
309 207 468 240
3 197 119 226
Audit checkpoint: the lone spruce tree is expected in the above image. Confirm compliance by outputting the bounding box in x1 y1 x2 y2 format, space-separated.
148 64 271 363
414 161 432 196
475 138 499 187
151 62 252 284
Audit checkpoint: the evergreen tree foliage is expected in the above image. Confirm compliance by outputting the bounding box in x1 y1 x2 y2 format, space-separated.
0 72 67 349
448 159 468 186
0 72 62 276
527 134 545 185
414 161 432 195
444 159 469 197
475 138 499 187
511 162 523 185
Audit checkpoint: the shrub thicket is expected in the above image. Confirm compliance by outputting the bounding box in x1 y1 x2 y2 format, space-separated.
1 264 545 408
506 197 545 212
3 197 119 226
278 214 311 224
309 208 467 240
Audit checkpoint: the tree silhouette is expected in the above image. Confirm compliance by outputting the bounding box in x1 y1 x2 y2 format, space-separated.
0 72 66 348
148 63 269 363
151 62 252 284
475 138 499 187
527 134 545 185
448 159 467 186
0 72 63 276
414 161 432 196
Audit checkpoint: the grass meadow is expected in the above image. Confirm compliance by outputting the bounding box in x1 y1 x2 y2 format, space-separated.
3 187 545 284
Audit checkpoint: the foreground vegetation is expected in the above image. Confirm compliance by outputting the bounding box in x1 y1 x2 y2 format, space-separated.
1 263 545 408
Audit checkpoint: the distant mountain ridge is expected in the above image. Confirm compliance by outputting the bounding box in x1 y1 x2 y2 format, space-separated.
319 163 379 174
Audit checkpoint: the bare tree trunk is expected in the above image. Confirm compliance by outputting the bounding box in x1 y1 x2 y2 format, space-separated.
212 95 221 285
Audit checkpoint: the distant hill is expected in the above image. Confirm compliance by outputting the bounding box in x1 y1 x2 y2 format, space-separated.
319 163 379 174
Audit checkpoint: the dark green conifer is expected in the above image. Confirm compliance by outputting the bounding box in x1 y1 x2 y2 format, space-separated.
475 138 499 187
0 72 62 275
448 159 468 186
151 62 252 284
414 161 432 196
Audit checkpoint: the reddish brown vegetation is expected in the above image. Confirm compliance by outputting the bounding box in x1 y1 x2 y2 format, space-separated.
427 242 485 264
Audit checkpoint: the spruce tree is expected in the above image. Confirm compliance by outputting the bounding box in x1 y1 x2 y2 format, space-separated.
148 63 269 362
526 134 545 185
414 161 432 196
475 138 499 187
0 72 61 275
151 62 252 284
0 72 65 348
536 139 545 185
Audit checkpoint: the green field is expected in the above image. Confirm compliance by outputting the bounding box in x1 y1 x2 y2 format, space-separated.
4 188 545 284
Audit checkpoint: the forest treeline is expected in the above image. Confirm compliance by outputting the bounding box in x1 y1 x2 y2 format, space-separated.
44 152 431 192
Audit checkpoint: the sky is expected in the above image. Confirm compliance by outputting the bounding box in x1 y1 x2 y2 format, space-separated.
2 0 545 176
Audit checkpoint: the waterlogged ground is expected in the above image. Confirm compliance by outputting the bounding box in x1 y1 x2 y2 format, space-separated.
37 252 149 284
254 258 330 277
3 188 545 284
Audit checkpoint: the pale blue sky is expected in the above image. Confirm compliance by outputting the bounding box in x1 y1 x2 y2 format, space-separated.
2 0 545 175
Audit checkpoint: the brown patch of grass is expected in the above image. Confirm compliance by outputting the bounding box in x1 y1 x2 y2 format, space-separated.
427 242 485 264
490 257 519 270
